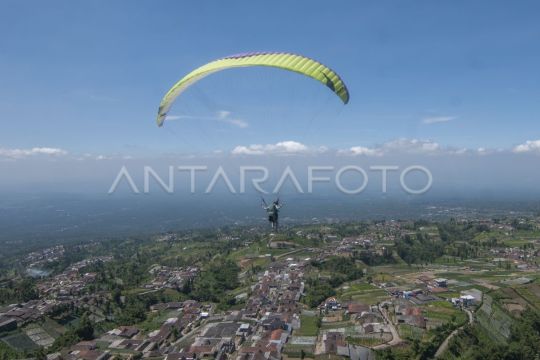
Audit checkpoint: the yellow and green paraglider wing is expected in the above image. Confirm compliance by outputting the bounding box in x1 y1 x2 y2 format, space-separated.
156 52 349 127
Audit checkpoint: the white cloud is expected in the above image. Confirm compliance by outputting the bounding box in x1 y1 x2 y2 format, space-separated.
422 116 457 124
217 110 231 119
513 140 540 154
383 138 441 153
0 147 67 159
340 138 447 156
345 146 383 156
232 141 309 155
452 148 468 155
166 110 248 128
341 139 533 157
226 118 249 128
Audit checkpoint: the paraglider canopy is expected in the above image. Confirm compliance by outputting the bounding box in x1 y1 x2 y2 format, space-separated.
156 52 349 127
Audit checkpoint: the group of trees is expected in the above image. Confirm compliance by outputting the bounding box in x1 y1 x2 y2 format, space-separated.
510 219 533 231
377 316 463 360
186 259 240 306
49 312 94 354
114 294 149 325
0 342 21 360
303 278 335 308
395 232 445 265
310 257 364 284
0 277 39 304
355 248 394 266
394 220 516 265
445 308 540 360
379 307 540 360
303 257 364 308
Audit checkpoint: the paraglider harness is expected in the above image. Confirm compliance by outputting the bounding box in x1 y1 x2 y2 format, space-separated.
262 198 282 230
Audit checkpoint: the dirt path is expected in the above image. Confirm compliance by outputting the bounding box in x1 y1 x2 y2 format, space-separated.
275 247 310 259
372 304 403 349
434 309 473 358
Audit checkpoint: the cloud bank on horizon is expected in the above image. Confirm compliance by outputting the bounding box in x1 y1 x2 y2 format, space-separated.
513 140 540 154
0 147 68 160
3 137 540 161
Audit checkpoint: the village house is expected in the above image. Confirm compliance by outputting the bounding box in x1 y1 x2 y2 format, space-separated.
322 332 346 354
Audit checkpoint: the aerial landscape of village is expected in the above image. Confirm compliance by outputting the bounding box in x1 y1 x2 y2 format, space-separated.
1 214 539 359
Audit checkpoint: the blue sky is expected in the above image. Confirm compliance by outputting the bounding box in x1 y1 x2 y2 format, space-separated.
1 0 540 157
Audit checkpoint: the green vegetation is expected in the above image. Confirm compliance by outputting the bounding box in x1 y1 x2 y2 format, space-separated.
398 324 425 341
1 332 38 352
476 295 513 342
0 278 39 304
396 232 445 265
424 302 467 325
338 284 388 304
303 280 335 308
0 340 22 360
188 259 240 309
444 308 540 360
514 284 540 310
283 343 314 358
346 335 386 347
303 257 365 308
297 315 320 336
393 220 519 266
49 312 95 353
378 321 461 360
0 218 538 359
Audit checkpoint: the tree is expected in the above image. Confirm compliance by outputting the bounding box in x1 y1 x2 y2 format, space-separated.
14 278 39 302
33 347 46 360
75 312 94 341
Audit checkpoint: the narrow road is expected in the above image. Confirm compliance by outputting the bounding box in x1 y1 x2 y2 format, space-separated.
373 304 402 349
434 308 473 358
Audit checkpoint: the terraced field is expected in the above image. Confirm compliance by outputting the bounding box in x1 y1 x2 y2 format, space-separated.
476 294 513 343
346 334 389 347
398 324 425 340
514 283 540 310
338 283 388 304
283 343 315 358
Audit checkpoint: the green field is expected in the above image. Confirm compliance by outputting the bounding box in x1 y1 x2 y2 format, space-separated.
320 320 351 330
137 309 180 332
41 317 65 338
342 283 378 292
1 332 38 351
514 284 540 310
398 324 425 340
339 286 388 305
424 301 467 324
283 343 315 358
346 335 387 347
297 314 319 336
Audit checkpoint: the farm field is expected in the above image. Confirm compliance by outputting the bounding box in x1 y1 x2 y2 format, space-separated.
297 314 320 336
1 332 39 351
